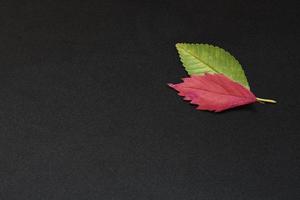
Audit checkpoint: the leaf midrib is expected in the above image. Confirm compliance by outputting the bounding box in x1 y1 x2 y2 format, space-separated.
182 86 251 100
179 46 222 74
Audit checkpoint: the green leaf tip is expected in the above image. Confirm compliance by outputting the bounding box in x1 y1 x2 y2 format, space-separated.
175 43 250 89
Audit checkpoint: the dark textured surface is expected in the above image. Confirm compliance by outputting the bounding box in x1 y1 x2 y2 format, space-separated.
0 0 299 199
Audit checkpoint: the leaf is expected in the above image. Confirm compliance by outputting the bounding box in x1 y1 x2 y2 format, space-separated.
176 43 250 89
168 74 256 112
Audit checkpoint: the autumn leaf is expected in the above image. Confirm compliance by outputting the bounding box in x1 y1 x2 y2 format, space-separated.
168 74 275 112
176 43 250 89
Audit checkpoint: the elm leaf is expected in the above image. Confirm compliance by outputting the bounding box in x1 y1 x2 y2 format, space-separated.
176 43 250 89
168 74 256 112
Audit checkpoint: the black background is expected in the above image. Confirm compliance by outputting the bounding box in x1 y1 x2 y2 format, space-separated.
0 0 299 199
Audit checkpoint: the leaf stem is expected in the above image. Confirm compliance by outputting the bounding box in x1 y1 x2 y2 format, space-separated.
256 97 277 104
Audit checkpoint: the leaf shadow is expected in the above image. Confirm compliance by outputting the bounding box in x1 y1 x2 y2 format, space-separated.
188 104 258 114
215 104 258 114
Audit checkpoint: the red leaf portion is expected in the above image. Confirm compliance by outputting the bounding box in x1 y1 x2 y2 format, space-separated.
168 74 257 112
